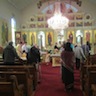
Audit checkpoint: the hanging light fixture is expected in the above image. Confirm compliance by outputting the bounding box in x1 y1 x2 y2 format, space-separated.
47 2 69 30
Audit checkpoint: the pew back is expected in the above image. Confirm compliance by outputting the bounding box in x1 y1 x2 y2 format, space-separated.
0 71 33 96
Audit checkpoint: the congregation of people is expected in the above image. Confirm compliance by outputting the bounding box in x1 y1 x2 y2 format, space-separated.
2 41 41 65
1 39 91 93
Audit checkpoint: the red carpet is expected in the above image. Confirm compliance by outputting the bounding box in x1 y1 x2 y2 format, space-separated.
34 63 83 96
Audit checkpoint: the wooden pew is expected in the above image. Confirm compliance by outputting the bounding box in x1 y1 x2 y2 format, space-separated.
0 65 37 90
80 64 96 90
80 64 96 96
0 71 33 96
0 75 24 96
0 58 26 65
83 71 96 96
0 57 38 90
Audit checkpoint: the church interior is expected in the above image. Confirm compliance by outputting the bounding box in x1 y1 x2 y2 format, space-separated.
0 0 96 53
0 0 96 96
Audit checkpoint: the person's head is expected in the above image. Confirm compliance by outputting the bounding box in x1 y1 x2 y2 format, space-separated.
65 42 73 51
23 50 26 53
62 41 66 48
77 43 81 47
33 44 37 48
20 41 23 44
86 41 90 45
8 41 13 46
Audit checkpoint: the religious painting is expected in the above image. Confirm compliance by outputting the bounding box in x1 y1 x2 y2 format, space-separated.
21 32 27 43
76 14 83 20
46 9 53 14
67 31 74 43
84 21 92 26
29 32 36 46
37 23 44 28
29 23 36 28
45 23 48 28
15 31 21 45
60 2 66 14
46 32 53 46
84 30 92 43
30 17 35 21
0 18 9 45
37 16 44 21
67 14 74 20
85 14 91 20
69 22 75 27
76 22 83 27
94 30 96 44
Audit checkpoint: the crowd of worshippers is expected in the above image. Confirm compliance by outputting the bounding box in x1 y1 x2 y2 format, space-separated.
2 40 91 66
2 41 41 65
53 40 91 70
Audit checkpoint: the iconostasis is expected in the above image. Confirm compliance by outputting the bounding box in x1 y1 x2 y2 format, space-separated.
15 29 95 51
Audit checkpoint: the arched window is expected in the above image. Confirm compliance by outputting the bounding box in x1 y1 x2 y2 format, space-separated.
11 17 16 46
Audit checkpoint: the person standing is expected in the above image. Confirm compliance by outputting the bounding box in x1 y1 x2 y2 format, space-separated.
61 42 75 91
74 44 86 69
2 41 19 65
45 50 50 65
27 44 40 64
81 43 89 58
22 42 28 53
16 41 23 57
86 41 91 55
27 44 41 87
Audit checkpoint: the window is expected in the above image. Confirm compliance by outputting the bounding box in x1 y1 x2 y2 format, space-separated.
11 18 16 46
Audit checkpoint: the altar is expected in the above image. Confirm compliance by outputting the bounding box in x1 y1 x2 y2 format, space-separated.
50 54 61 67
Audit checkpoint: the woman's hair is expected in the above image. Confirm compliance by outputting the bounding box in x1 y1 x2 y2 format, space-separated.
65 42 73 52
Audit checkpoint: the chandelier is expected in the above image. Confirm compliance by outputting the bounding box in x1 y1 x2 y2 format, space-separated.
47 2 69 30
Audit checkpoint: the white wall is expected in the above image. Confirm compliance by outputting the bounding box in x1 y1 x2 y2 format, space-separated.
21 0 39 24
0 0 21 34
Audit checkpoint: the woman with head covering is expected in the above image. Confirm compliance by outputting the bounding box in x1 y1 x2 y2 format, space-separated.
61 42 75 91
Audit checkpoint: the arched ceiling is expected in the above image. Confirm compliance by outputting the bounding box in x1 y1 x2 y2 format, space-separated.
7 0 96 11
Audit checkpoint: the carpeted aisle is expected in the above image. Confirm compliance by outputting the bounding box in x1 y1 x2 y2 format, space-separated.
34 63 83 96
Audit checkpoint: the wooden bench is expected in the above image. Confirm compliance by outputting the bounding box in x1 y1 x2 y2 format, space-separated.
0 75 24 96
80 64 96 90
0 71 33 96
80 63 96 96
0 64 38 90
83 71 96 96
0 58 26 65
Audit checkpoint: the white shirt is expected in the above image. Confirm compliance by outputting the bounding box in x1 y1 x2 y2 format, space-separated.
22 44 28 53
